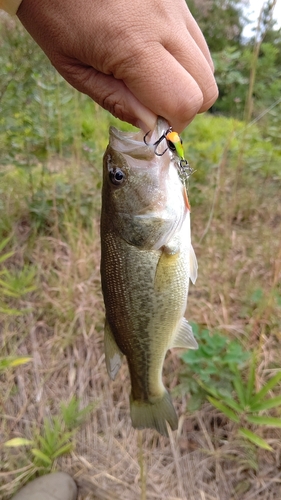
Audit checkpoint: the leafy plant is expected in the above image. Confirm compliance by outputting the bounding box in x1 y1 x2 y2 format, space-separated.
60 396 98 431
27 179 98 233
0 236 36 314
4 396 98 471
178 323 250 410
201 353 281 451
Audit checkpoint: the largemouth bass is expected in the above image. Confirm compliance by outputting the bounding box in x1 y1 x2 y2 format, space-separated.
100 118 198 436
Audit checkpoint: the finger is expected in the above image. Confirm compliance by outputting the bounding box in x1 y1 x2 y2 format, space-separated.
164 30 218 114
114 44 216 132
183 9 215 72
53 59 157 131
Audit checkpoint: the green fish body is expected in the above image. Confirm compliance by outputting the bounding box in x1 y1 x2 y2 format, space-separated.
100 119 198 436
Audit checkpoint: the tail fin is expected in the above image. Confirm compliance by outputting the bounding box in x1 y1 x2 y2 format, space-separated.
130 391 178 437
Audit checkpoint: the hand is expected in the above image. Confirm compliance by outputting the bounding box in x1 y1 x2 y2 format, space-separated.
17 0 218 132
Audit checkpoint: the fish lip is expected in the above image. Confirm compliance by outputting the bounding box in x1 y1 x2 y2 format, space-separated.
109 117 170 158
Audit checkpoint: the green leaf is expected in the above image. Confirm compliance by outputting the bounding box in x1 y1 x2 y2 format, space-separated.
37 435 54 456
233 371 246 407
0 278 18 292
220 396 243 413
0 357 32 372
247 415 281 427
238 428 272 451
207 396 239 423
250 372 281 405
56 431 74 446
196 378 220 398
31 448 52 465
0 236 12 253
4 438 34 447
9 357 32 367
251 395 281 412
246 353 256 404
52 443 73 459
0 251 14 264
0 306 22 315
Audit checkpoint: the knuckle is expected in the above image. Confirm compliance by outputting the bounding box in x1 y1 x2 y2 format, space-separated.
185 92 204 118
109 44 144 80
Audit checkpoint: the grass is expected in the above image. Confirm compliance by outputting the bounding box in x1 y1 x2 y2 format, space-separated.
1 13 281 500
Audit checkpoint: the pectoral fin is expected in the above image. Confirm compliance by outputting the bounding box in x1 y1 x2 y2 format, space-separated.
104 319 123 380
170 318 198 350
189 244 198 284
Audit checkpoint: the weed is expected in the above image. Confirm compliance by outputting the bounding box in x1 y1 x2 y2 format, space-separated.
200 352 281 450
178 323 249 410
0 236 36 314
4 396 97 474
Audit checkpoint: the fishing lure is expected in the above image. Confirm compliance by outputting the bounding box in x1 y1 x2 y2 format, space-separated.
144 127 194 185
144 126 182 157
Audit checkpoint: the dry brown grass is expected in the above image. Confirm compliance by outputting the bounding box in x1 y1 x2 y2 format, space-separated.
1 156 281 500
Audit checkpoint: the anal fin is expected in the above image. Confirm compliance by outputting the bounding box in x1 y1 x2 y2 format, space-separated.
104 319 123 380
170 318 198 350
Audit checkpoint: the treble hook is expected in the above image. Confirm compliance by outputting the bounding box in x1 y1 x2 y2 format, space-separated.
143 127 172 157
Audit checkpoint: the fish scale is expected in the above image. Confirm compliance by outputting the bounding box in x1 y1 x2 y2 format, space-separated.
100 118 198 436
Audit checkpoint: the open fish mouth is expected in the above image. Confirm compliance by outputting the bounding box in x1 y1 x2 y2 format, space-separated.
109 117 171 159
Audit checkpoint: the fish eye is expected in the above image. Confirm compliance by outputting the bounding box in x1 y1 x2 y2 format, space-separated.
109 168 125 186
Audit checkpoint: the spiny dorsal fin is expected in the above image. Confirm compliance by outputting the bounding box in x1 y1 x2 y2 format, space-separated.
170 318 198 350
104 319 123 380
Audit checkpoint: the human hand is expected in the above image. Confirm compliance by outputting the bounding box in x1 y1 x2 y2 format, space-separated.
17 0 218 132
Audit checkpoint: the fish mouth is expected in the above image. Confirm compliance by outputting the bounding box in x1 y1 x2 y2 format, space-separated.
109 117 170 159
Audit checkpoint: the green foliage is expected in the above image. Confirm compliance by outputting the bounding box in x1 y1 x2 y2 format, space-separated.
212 47 248 116
180 325 281 450
4 396 97 472
179 323 249 410
200 354 281 450
60 396 98 431
187 0 245 52
187 0 281 142
0 20 59 162
0 236 36 314
182 114 281 191
27 178 98 233
0 17 135 171
212 42 281 120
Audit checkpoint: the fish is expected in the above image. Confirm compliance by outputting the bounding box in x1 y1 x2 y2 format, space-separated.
100 118 198 437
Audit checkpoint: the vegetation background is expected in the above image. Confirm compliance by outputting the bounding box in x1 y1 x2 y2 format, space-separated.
0 0 281 498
